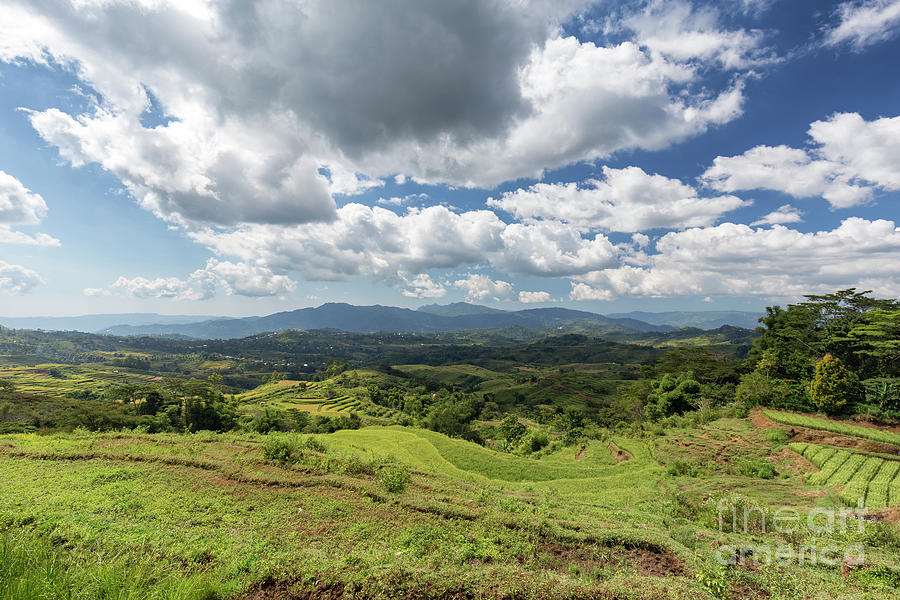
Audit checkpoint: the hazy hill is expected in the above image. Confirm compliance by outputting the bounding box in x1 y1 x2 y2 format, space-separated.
100 303 672 339
417 302 506 317
0 313 220 333
606 310 762 330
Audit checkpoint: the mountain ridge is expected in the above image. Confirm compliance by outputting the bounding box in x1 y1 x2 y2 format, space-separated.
100 303 673 339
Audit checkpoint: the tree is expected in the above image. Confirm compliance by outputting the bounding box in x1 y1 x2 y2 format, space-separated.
809 354 859 415
645 373 701 421
498 414 526 444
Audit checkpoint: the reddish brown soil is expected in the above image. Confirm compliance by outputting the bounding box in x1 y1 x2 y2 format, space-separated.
541 541 684 578
241 579 345 600
751 409 900 457
574 444 588 461
730 579 770 599
870 506 900 525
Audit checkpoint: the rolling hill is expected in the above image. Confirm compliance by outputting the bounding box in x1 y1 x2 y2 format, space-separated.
99 303 674 339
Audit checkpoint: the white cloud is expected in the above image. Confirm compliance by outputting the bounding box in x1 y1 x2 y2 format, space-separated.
823 0 900 50
750 204 803 226
83 287 111 297
0 226 60 246
1 0 752 218
189 203 506 282
570 218 900 299
453 273 514 302
0 170 47 225
496 220 619 276
624 0 777 69
200 259 296 297
0 261 45 295
107 259 295 300
702 112 900 208
488 166 747 232
400 274 446 299
26 107 337 226
111 275 207 301
518 290 552 303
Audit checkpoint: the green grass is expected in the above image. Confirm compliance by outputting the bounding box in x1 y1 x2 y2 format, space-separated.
765 409 900 446
0 422 898 599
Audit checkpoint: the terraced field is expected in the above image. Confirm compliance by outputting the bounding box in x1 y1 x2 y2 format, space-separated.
765 410 900 446
0 364 159 398
790 442 900 508
236 379 364 415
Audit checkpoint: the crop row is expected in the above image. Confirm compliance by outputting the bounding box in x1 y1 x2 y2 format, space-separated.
789 442 900 508
766 410 900 446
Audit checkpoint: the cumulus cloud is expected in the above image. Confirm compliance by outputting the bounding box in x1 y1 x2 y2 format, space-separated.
488 166 746 232
570 218 900 299
624 0 777 69
518 290 552 303
453 274 514 302
107 259 295 300
0 0 753 224
400 274 446 299
823 0 900 50
0 170 59 247
702 112 900 208
0 170 47 225
202 259 297 297
0 261 45 295
750 204 803 226
0 227 60 246
111 275 207 301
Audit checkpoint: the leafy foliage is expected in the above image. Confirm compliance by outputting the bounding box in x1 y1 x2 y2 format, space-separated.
809 354 860 414
644 373 701 421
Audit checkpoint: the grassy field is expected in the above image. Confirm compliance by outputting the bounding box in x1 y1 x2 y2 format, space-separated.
1 417 899 599
0 363 159 398
764 410 900 446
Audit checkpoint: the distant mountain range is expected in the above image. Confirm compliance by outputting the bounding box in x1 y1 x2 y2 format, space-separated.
0 303 763 340
98 303 673 338
0 313 221 333
606 310 762 330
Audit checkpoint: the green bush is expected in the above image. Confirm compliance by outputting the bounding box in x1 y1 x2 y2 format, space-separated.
261 434 299 464
738 458 776 479
810 354 860 414
379 466 411 493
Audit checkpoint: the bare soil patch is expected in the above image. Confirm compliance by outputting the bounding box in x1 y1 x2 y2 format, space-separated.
540 540 684 578
606 441 631 462
730 579 770 599
870 506 900 525
574 444 587 462
241 578 345 600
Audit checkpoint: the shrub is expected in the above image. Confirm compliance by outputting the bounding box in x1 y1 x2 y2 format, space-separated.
379 466 411 494
261 435 299 464
519 431 549 454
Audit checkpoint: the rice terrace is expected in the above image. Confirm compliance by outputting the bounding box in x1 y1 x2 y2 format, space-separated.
2 1 900 599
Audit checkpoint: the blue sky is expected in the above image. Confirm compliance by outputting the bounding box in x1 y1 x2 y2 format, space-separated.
0 0 898 317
